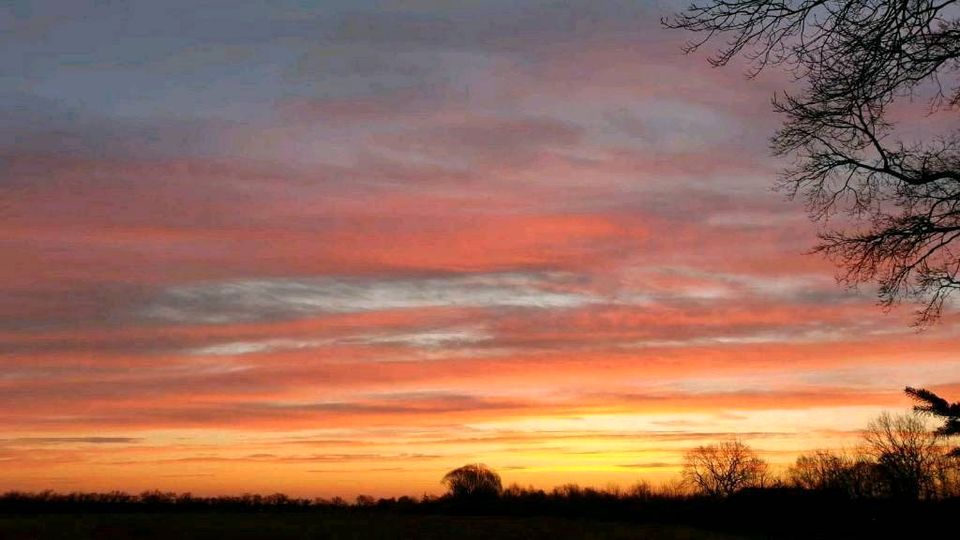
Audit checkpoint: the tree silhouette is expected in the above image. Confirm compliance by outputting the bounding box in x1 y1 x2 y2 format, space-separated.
441 463 502 499
682 440 769 497
665 0 960 324
789 450 855 492
906 386 960 457
862 411 947 499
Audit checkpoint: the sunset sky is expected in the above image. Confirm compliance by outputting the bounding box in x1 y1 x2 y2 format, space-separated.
3 0 960 498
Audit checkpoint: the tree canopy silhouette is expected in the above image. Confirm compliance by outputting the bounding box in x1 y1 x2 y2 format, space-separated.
441 463 503 499
665 0 960 325
682 440 769 497
789 450 857 492
862 411 946 499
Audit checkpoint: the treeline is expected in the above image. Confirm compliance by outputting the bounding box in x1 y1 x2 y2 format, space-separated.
431 410 960 505
3 412 959 510
680 412 960 501
3 406 959 536
0 490 328 512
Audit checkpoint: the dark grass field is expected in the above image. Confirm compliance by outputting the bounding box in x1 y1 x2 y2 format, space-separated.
0 512 759 540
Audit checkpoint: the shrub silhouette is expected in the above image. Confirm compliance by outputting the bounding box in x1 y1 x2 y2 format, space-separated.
441 463 502 499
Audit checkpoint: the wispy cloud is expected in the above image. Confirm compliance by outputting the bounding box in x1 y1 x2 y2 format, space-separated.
3 437 142 445
349 327 493 349
186 338 336 356
142 272 600 324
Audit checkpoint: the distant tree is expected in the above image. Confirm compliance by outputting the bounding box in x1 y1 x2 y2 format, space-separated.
139 490 176 505
395 495 417 508
862 412 944 499
843 458 888 499
354 494 376 508
441 463 502 499
789 450 853 492
906 386 960 456
552 483 585 499
627 480 655 500
657 478 692 499
665 0 960 324
682 440 769 497
500 482 526 499
262 493 290 506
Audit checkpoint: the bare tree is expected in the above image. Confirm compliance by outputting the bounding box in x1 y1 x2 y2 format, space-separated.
789 449 894 497
441 463 502 499
862 412 944 499
682 440 769 497
789 449 854 491
665 0 960 324
842 457 888 499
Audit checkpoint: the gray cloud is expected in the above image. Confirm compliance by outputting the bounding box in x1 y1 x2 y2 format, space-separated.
383 116 584 167
185 338 336 356
142 272 598 324
184 327 493 357
0 91 238 160
259 391 527 416
4 437 142 445
116 452 445 466
604 100 750 153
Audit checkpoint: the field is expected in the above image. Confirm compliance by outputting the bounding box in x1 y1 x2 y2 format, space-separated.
0 512 757 540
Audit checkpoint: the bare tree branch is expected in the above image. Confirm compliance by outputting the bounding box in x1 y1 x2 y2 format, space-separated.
666 0 960 324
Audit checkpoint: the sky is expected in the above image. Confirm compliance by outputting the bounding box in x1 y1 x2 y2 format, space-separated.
2 0 959 498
